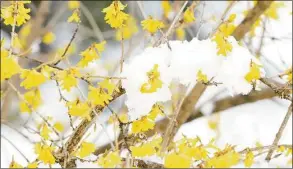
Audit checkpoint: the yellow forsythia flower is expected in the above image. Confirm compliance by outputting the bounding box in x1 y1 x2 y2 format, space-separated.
131 104 164 133
34 143 55 165
67 100 92 121
244 151 254 167
132 116 155 134
98 79 119 95
212 33 233 56
141 16 165 34
9 157 23 168
130 137 162 157
140 64 163 93
1 1 31 26
27 162 38 168
162 1 172 18
42 32 56 45
76 141 96 158
147 104 164 121
164 152 192 168
88 85 113 106
102 1 129 28
97 151 122 168
19 89 42 113
197 69 209 83
212 13 236 56
57 68 81 91
116 16 138 41
20 69 47 89
206 150 240 168
284 68 292 84
68 9 80 23
264 2 285 20
68 1 80 10
40 124 51 140
53 122 64 132
183 7 196 23
176 27 185 40
78 41 106 67
245 62 261 83
1 50 21 81
12 33 23 49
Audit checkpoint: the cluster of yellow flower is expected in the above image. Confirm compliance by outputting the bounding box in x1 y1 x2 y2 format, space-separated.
212 14 236 56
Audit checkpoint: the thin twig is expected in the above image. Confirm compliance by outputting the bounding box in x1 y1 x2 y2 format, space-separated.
1 135 30 162
120 35 125 73
209 1 236 37
265 103 292 161
154 1 189 47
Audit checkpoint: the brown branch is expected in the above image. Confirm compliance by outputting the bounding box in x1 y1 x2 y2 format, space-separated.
265 103 292 161
232 1 273 41
260 78 292 101
187 88 276 122
55 88 125 167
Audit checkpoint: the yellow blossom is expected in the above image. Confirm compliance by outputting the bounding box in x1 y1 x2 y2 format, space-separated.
140 64 163 93
206 149 240 168
98 79 119 95
130 137 162 157
97 151 122 168
67 100 92 121
12 33 23 49
264 2 285 20
9 157 23 168
19 23 31 38
164 152 192 168
148 104 164 121
35 143 55 165
197 69 209 83
162 1 172 18
141 16 165 34
68 9 80 23
40 124 51 140
212 32 233 56
68 1 80 10
116 16 138 40
102 1 129 28
42 32 56 45
1 2 31 26
183 7 196 23
244 151 254 167
245 62 261 83
53 122 64 132
176 27 185 40
1 50 21 81
20 69 47 89
19 89 42 113
27 162 38 168
57 68 81 91
76 141 96 158
131 116 155 134
88 85 113 106
284 68 292 84
78 42 106 67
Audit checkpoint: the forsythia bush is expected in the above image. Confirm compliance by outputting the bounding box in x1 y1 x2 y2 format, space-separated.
1 1 292 168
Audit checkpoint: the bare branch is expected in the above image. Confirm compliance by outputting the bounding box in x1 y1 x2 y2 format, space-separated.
265 103 292 161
